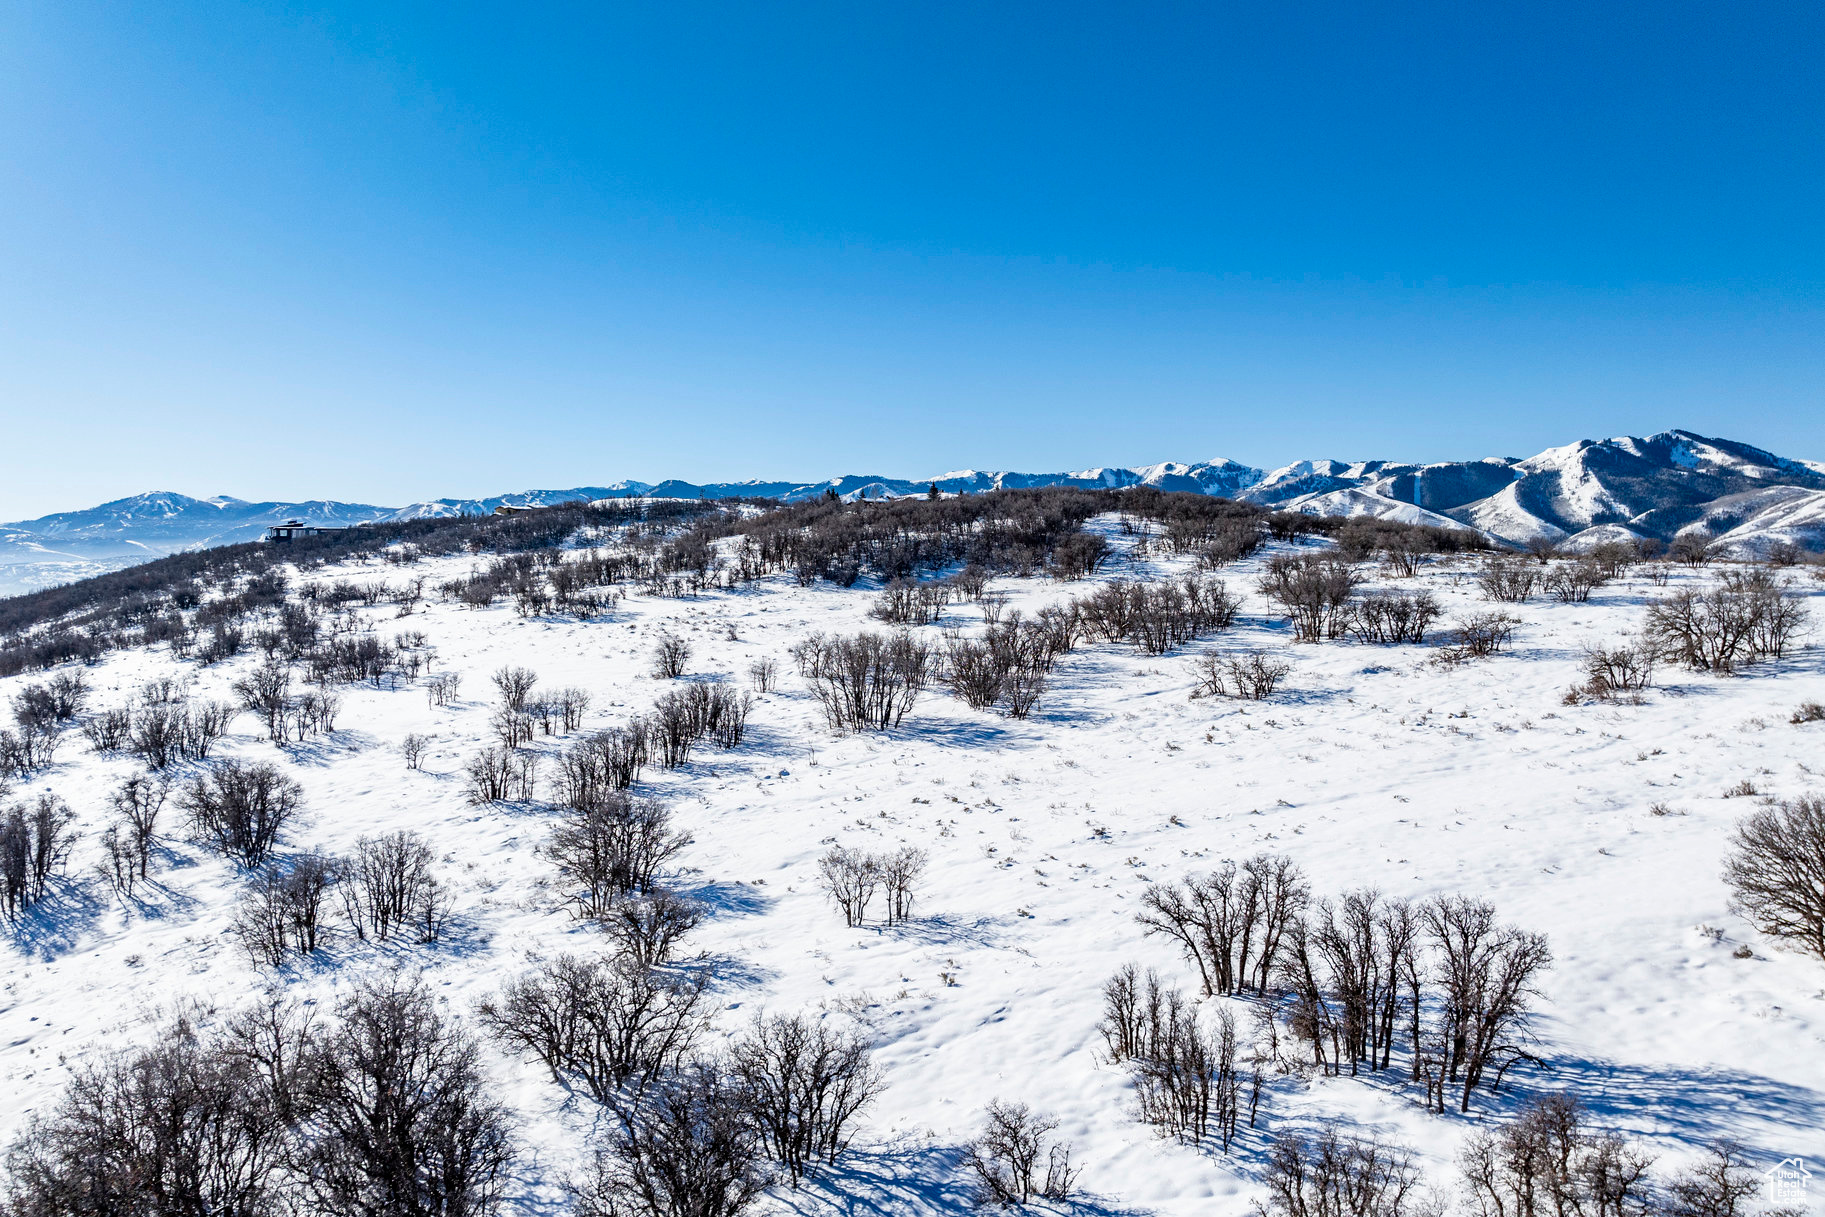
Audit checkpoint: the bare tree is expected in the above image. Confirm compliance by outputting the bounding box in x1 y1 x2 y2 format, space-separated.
180 761 302 868
1259 555 1361 642
963 1100 1080 1206
1255 1127 1429 1217
1460 1093 1656 1217
110 774 167 880
0 794 77 921
296 975 516 1217
1424 895 1552 1112
570 1061 768 1217
549 791 690 919
402 733 431 770
1723 794 1825 960
603 888 704 966
879 846 927 924
652 634 692 679
818 846 880 927
729 1013 881 1187
341 831 447 944
804 631 932 733
480 954 712 1113
747 658 779 693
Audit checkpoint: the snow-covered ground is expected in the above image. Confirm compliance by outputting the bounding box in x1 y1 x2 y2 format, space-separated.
3 518 1822 1214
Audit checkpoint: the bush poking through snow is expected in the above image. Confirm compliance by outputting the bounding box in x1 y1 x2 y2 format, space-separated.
481 954 714 1116
1349 591 1443 645
491 664 539 710
803 631 932 733
341 830 447 944
964 1100 1080 1206
1477 557 1539 604
1439 612 1521 662
181 761 302 868
1459 1093 1655 1217
1255 1127 1429 1217
1580 640 1655 698
1793 701 1825 724
465 746 538 804
651 634 692 679
729 1013 881 1187
1644 571 1808 674
548 791 690 919
0 794 76 922
1190 649 1291 700
569 1060 768 1217
1723 794 1825 961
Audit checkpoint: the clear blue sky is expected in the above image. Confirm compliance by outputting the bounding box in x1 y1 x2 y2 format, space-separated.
2 1 1821 517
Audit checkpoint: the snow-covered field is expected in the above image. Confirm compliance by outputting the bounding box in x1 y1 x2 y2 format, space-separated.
3 517 1822 1214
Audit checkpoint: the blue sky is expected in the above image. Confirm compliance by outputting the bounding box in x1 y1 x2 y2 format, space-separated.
2 1 1821 517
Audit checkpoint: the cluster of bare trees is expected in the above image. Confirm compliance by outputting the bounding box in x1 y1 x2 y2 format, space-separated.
233 660 341 743
817 845 927 927
1138 857 1552 1114
1350 591 1443 644
0 673 89 776
1191 648 1292 700
1259 555 1361 642
231 828 450 964
1645 570 1808 673
873 577 953 625
1 976 517 1217
1100 966 1245 1149
940 616 1067 719
651 682 753 764
180 760 304 868
548 791 691 922
0 794 76 922
1073 576 1241 655
797 631 933 733
1437 612 1521 663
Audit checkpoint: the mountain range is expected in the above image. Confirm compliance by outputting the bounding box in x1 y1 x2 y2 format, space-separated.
4 429 1822 596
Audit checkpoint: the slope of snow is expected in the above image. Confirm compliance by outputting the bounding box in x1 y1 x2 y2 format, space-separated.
2 530 1822 1215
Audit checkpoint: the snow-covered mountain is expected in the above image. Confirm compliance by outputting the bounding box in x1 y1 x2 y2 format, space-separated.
4 431 1822 596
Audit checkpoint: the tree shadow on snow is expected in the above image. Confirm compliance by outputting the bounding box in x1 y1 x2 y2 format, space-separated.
774 1139 1154 1217
680 879 774 919
8 879 111 961
1528 1056 1825 1146
872 913 1006 950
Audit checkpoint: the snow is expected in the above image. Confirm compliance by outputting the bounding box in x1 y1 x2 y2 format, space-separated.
3 521 1824 1213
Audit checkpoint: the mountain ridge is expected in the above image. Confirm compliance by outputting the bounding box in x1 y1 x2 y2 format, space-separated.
5 429 1821 594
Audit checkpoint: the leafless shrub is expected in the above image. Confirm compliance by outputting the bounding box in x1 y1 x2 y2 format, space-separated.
1255 1127 1429 1217
426 670 462 707
1259 555 1361 642
747 657 779 693
603 888 703 966
557 726 650 807
1543 559 1610 603
1138 854 1308 996
480 954 712 1112
0 794 77 922
804 631 932 733
818 845 879 927
1581 639 1655 698
491 707 535 749
1793 701 1825 724
1460 1093 1655 1217
0 1016 291 1216
235 853 340 964
569 1060 767 1217
964 1100 1080 1206
1723 794 1825 961
492 664 539 710
1645 570 1808 674
549 791 690 918
652 634 692 679
110 775 167 881
879 846 927 924
466 746 538 804
180 761 301 868
729 1013 881 1187
1439 612 1521 662
340 830 447 944
1670 532 1715 565
297 975 516 1217
1191 649 1291 700
872 577 952 625
1350 590 1442 644
81 706 134 752
1478 557 1539 603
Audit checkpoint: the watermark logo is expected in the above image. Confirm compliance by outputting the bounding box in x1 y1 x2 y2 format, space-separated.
1767 1158 1814 1208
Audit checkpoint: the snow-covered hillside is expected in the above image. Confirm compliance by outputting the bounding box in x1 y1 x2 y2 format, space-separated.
2 514 1821 1215
8 430 1822 597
